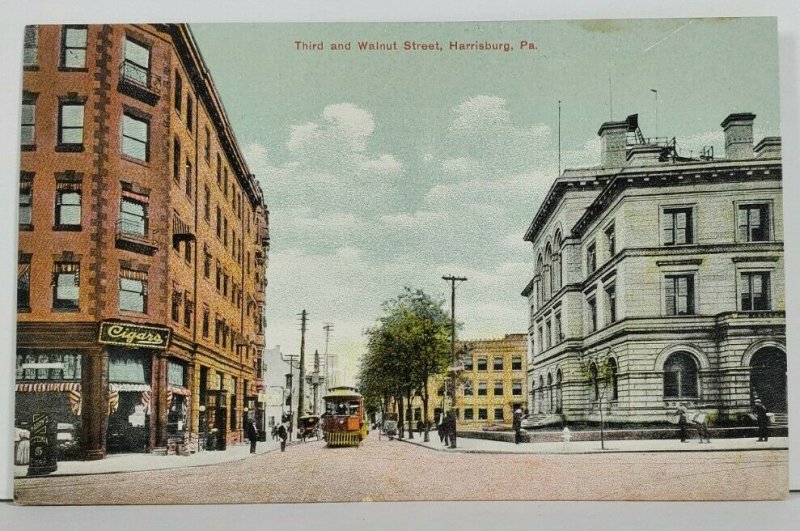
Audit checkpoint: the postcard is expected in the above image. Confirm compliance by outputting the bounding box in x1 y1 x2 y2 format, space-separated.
12 18 787 504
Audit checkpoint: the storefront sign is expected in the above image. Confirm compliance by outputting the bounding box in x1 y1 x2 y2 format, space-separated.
27 413 57 476
98 322 171 349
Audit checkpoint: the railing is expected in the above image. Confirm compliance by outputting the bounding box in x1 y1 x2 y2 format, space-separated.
116 219 149 240
120 60 151 91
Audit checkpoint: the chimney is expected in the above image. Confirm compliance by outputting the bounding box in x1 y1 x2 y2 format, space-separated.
754 136 781 159
626 144 663 166
721 113 756 160
597 120 629 168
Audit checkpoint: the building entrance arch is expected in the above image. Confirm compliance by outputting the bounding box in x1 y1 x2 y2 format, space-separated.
749 347 787 413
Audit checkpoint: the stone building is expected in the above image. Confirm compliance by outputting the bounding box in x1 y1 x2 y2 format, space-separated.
522 113 784 427
15 24 269 460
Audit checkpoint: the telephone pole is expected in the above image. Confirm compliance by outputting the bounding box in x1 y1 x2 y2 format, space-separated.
323 322 334 392
442 275 467 411
297 310 307 423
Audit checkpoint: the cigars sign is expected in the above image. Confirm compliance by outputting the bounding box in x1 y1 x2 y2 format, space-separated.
98 321 171 349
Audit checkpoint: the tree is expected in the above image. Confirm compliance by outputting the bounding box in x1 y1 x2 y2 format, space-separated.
359 288 452 442
577 355 615 450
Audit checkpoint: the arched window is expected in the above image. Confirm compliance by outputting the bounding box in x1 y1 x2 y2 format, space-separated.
663 352 699 398
608 358 618 400
544 244 552 301
547 372 553 412
556 369 563 413
590 362 599 401
553 231 562 291
536 254 544 307
538 375 544 414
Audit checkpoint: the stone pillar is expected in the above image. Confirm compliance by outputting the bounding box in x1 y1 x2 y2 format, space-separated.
81 347 108 461
154 352 169 449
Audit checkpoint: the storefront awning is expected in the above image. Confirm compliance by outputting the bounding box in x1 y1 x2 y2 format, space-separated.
109 383 152 392
16 382 81 392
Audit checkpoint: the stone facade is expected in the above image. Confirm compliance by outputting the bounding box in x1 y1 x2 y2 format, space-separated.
16 24 269 460
522 113 785 427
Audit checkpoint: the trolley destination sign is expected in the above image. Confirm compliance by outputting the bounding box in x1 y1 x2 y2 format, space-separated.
98 321 171 349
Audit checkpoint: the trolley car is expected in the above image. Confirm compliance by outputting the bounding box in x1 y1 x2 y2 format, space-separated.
322 386 367 447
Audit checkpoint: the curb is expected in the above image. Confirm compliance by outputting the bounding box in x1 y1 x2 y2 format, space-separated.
397 437 789 456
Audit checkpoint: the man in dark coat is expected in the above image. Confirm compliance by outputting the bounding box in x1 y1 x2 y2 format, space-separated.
245 419 259 454
512 409 523 444
754 399 769 442
676 403 688 442
445 410 457 449
277 423 288 451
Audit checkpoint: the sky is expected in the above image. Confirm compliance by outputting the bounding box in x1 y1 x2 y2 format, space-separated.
191 18 780 385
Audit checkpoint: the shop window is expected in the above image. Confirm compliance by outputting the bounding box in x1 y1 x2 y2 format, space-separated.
663 207 693 245
663 352 699 399
23 26 38 67
119 269 147 313
61 25 87 69
21 93 36 147
18 254 31 311
738 204 769 242
109 351 150 384
122 113 149 161
58 102 85 148
16 351 82 381
52 262 80 310
665 275 694 315
740 272 771 311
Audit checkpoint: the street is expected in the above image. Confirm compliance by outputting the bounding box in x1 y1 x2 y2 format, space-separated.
15 432 788 504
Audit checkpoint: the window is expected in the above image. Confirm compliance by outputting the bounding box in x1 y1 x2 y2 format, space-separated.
16 351 82 381
204 185 211 221
21 93 36 146
174 71 182 112
184 239 192 264
183 293 193 328
167 361 186 387
61 25 87 68
173 139 181 182
186 96 193 130
605 223 615 257
55 184 82 228
204 127 211 162
663 207 693 245
216 207 222 238
463 356 473 371
605 284 617 324
18 254 31 311
494 408 504 421
215 261 222 291
587 295 598 333
478 408 488 420
589 364 599 401
119 269 147 313
185 160 192 196
512 381 522 396
608 358 618 400
545 320 552 349
740 272 771 311
537 325 543 353
477 381 487 396
512 356 522 371
738 204 769 242
203 246 211 279
171 290 181 322
202 306 210 338
223 273 229 297
477 358 487 371
122 37 151 88
493 381 503 396
52 262 80 310
663 352 698 398
23 26 38 67
122 114 149 161
19 180 32 227
223 217 228 248
586 242 597 274
464 408 474 421
463 380 473 396
554 312 562 342
214 317 221 345
493 356 503 371
665 275 694 315
58 102 84 146
224 168 229 198
216 154 222 186
120 196 147 236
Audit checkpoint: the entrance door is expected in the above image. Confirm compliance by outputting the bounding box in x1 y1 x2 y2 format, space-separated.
107 392 149 453
216 407 227 450
750 347 787 413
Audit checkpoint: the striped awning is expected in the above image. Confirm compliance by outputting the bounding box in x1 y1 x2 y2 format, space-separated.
168 385 191 396
15 382 81 392
109 383 152 392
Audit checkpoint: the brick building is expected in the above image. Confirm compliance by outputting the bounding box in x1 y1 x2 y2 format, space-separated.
522 113 784 427
15 24 269 460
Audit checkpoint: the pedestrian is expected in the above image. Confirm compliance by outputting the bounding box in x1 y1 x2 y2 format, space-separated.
277 422 288 451
512 409 523 445
245 418 259 454
446 410 457 449
562 424 571 452
675 403 688 442
754 398 769 442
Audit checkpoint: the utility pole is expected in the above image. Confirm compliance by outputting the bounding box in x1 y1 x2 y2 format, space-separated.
312 349 320 415
442 275 467 411
323 322 334 393
297 310 307 423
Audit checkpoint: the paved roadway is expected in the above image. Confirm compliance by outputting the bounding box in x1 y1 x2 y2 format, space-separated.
15 431 788 504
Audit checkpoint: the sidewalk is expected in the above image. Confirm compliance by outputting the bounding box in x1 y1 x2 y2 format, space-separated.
15 438 288 478
399 434 789 454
